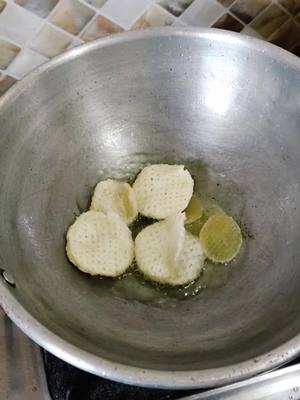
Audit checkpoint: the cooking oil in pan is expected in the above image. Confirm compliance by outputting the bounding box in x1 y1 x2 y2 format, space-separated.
88 154 246 305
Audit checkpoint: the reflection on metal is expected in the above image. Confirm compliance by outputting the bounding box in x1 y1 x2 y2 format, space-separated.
0 307 51 400
181 364 300 400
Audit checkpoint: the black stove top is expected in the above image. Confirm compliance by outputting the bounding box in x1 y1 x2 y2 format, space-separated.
43 349 300 400
43 351 201 400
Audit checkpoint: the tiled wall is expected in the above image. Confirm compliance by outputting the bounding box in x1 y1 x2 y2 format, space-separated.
0 0 300 94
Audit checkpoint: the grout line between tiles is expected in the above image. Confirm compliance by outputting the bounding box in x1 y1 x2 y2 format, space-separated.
0 34 23 50
46 21 78 41
0 68 20 80
77 0 101 14
202 3 227 30
4 3 49 71
46 0 66 21
226 9 246 27
76 12 99 38
150 3 175 21
276 2 300 29
223 0 239 11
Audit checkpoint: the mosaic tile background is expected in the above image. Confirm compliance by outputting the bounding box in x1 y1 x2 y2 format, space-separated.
0 0 300 94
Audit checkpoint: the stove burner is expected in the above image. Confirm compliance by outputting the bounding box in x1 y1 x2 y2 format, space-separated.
44 351 199 400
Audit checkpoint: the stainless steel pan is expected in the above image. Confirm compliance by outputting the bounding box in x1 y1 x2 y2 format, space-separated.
0 28 300 389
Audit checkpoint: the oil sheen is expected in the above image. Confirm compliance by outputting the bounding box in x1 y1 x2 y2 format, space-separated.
86 153 245 306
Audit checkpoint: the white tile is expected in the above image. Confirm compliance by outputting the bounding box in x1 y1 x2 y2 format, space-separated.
84 0 108 8
100 0 155 29
241 26 264 40
50 0 95 35
0 38 20 70
0 3 44 46
6 48 48 79
0 0 6 13
30 24 72 58
0 74 17 94
133 4 175 29
15 0 59 18
159 0 194 17
180 0 224 27
67 37 84 50
80 15 123 41
172 19 187 26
